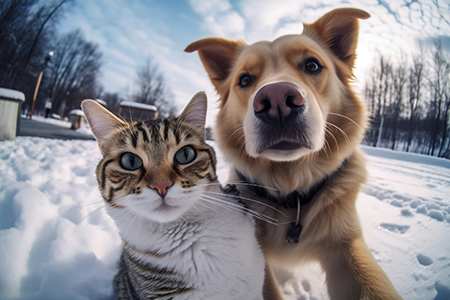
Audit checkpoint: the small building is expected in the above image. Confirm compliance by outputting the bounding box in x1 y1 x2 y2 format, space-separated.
69 109 86 130
0 87 25 140
118 101 158 122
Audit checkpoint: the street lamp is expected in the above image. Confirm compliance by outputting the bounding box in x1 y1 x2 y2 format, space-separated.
29 51 54 120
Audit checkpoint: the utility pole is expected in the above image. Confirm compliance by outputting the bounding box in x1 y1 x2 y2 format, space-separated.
30 51 54 120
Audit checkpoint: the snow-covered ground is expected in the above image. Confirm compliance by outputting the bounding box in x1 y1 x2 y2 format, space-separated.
0 137 449 300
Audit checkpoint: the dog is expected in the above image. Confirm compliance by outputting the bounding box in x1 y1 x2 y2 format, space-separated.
186 8 402 300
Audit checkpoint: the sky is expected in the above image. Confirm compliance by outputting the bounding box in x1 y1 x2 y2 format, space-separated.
58 0 450 124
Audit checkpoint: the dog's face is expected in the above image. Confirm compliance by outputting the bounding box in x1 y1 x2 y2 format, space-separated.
186 8 369 165
227 36 340 161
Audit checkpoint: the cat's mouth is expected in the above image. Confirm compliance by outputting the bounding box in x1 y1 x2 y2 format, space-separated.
154 198 179 212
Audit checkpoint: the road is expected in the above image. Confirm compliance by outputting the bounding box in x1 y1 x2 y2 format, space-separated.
18 118 95 141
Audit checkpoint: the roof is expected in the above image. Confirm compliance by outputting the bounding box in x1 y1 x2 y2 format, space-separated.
69 109 84 116
95 99 107 106
0 87 25 102
119 101 157 111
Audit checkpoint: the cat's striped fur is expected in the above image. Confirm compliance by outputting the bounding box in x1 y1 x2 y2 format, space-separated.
82 92 265 300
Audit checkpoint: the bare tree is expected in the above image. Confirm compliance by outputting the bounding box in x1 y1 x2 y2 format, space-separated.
0 0 69 114
364 40 450 158
42 30 103 117
368 54 393 147
428 40 449 156
102 92 122 113
131 58 176 119
388 56 407 150
405 49 425 152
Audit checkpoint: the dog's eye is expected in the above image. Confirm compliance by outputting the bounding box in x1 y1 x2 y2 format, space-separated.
303 59 323 74
238 74 253 88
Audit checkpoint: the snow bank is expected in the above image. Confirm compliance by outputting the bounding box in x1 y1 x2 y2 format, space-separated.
0 87 25 102
0 138 449 299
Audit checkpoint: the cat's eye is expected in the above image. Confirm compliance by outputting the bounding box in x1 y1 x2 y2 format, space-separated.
174 146 197 165
119 153 143 170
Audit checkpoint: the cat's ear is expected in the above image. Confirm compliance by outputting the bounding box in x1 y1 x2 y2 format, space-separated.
180 92 207 139
81 99 127 154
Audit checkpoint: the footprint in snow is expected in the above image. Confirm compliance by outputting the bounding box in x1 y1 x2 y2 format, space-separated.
379 223 410 234
417 254 433 266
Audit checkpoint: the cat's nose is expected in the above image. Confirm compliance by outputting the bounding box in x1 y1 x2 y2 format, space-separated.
149 181 173 198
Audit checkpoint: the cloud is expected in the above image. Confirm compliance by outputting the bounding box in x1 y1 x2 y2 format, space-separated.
188 0 245 37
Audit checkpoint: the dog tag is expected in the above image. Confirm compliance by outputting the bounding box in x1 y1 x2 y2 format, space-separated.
221 184 239 196
286 222 302 243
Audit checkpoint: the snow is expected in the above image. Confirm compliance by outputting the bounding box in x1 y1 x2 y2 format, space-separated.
0 88 25 102
0 137 449 300
26 115 71 129
68 109 84 117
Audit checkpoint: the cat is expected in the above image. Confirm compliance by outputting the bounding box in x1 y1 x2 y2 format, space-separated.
81 92 265 300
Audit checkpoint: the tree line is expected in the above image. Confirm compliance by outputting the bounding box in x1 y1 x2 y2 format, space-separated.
363 40 450 158
0 0 175 121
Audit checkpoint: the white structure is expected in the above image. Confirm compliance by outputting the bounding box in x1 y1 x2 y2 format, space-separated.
118 101 158 121
0 87 25 140
69 109 86 130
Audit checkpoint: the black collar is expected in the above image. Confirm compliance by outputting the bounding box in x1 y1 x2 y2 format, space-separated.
236 169 328 209
235 159 348 243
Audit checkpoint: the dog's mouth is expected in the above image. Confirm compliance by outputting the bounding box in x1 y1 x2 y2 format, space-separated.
257 135 312 154
267 140 307 151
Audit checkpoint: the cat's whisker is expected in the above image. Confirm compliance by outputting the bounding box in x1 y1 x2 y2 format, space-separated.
137 215 144 245
196 181 279 192
204 191 288 218
200 198 279 226
124 212 140 240
64 213 118 257
75 200 106 208
200 195 280 226
194 200 219 214
64 205 107 253
189 202 208 219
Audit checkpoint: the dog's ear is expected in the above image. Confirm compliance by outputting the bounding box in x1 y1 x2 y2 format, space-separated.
303 8 370 68
185 38 246 91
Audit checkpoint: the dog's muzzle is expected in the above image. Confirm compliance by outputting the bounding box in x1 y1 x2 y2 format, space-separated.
253 82 309 152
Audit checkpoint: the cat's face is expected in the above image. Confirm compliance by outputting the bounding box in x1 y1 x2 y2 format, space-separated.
82 93 217 223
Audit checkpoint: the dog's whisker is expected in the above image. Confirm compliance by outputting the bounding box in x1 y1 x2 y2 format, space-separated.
325 126 340 155
322 138 331 159
327 122 350 146
329 112 362 131
225 125 244 147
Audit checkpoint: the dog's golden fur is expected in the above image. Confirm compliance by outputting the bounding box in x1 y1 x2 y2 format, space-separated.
186 8 402 300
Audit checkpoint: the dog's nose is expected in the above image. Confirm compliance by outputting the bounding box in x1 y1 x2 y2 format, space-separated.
253 82 305 126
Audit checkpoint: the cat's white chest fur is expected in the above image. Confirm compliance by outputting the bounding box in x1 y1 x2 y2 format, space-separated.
107 186 265 300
